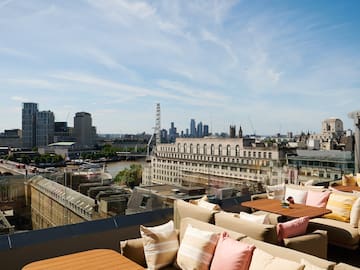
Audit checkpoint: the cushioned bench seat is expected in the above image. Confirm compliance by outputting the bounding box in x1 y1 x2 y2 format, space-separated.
308 218 360 250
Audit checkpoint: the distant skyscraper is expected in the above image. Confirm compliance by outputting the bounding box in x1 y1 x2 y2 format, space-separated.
190 119 196 138
186 128 189 137
169 122 177 143
36 110 54 147
203 125 209 137
22 103 55 148
22 103 38 149
160 129 168 143
197 122 203 138
74 112 96 148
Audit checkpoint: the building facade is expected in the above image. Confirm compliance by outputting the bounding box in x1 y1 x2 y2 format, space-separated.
22 103 38 149
22 103 56 149
36 111 55 147
73 112 96 148
0 129 22 148
143 137 290 194
287 150 354 183
29 176 97 230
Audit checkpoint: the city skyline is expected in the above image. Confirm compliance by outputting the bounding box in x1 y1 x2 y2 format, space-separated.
1 1 360 135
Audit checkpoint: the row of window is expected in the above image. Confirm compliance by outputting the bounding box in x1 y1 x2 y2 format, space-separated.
159 144 273 159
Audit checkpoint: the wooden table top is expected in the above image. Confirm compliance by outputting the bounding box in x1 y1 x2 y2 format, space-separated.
241 199 331 219
332 185 360 193
22 249 145 270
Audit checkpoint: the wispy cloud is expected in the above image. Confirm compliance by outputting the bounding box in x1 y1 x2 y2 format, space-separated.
201 29 238 65
0 47 33 59
1 78 59 89
11 96 28 102
157 79 228 102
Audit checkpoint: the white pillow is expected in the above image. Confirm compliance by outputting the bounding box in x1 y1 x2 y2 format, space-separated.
177 224 219 270
285 187 308 204
197 199 221 211
239 212 270 224
140 220 179 270
266 183 285 200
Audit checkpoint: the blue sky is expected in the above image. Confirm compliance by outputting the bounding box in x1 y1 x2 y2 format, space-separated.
1 0 360 135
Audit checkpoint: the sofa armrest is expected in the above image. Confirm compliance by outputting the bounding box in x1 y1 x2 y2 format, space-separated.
283 230 328 259
120 238 147 268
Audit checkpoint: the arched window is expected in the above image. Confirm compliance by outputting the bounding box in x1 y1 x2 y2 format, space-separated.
196 144 200 154
226 145 231 156
218 144 222 156
177 143 181 153
203 144 207 155
211 144 215 155
235 145 240 156
189 143 193 154
183 143 187 153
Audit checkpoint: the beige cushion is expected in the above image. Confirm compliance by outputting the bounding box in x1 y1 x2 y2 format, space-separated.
190 195 221 211
249 248 304 270
323 193 357 222
177 224 219 270
180 217 246 242
140 220 179 270
301 258 327 270
334 263 360 270
350 196 360 228
120 238 147 268
197 199 221 211
174 199 218 229
283 230 328 259
356 173 360 187
215 212 278 244
308 218 359 249
241 237 336 270
252 210 282 225
239 211 270 224
342 174 356 186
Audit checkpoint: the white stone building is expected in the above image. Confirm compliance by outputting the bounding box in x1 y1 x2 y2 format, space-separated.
143 137 290 193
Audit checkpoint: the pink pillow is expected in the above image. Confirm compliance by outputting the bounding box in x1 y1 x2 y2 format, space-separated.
277 216 310 242
210 232 255 270
306 190 331 208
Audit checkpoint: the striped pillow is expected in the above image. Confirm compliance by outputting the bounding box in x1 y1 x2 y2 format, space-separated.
177 224 219 270
140 220 179 270
323 193 357 222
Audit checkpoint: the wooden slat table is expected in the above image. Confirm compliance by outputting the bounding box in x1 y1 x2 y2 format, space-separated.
241 199 331 219
22 249 145 270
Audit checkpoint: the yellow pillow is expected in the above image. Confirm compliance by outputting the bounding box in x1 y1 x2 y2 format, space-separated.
323 193 357 222
342 174 356 186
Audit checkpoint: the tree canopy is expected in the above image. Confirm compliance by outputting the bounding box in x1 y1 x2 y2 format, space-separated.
114 164 142 188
